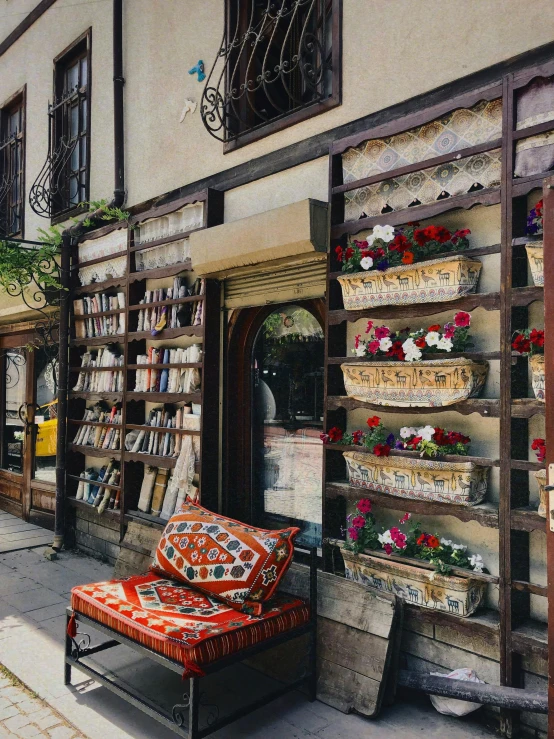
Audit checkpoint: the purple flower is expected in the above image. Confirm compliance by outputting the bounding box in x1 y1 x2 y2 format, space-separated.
395 440 404 450
376 259 390 272
386 433 395 446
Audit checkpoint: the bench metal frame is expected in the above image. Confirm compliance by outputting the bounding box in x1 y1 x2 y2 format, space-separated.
64 547 318 739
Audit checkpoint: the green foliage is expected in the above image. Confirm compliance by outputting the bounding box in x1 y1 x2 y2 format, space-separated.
0 240 62 293
37 225 63 249
80 199 130 228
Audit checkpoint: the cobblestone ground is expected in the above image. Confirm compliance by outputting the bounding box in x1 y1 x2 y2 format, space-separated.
0 666 86 739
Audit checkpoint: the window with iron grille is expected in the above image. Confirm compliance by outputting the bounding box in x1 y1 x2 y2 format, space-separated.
0 94 25 238
51 36 90 218
201 0 341 150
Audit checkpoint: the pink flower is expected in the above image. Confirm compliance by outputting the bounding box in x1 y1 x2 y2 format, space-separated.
399 512 411 524
393 532 407 549
454 311 471 328
383 544 393 555
347 527 359 541
354 334 361 349
443 323 456 339
365 320 374 334
368 340 380 354
352 516 366 529
374 326 391 339
356 498 372 514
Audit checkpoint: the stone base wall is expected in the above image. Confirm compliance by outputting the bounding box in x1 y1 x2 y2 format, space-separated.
73 506 121 565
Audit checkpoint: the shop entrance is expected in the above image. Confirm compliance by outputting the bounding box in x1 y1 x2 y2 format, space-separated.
226 300 325 546
0 329 57 527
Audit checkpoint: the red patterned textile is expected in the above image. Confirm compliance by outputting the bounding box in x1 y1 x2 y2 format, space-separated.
71 572 309 676
151 500 300 615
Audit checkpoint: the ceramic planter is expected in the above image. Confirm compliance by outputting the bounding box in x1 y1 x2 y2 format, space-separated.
525 241 543 287
530 354 545 402
341 358 488 407
337 255 482 310
341 548 485 617
344 450 488 506
535 469 547 518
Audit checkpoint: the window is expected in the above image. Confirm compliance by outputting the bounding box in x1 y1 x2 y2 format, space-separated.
1 348 27 474
0 93 25 237
51 33 90 218
201 0 341 149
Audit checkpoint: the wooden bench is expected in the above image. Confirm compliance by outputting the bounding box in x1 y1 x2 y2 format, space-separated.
64 546 317 739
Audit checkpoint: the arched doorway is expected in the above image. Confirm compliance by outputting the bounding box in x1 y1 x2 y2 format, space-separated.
225 300 325 546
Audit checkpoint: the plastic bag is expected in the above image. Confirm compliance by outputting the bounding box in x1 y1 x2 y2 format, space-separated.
429 668 484 716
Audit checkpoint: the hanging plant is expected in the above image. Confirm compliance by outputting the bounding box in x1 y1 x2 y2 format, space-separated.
0 240 62 296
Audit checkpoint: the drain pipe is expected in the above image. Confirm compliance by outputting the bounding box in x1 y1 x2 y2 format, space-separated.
48 0 125 553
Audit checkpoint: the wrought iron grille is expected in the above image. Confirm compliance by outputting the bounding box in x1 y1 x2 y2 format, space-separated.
201 0 336 145
0 103 24 238
29 46 89 218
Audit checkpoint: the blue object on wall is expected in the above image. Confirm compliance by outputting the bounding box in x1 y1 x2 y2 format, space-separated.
188 60 206 83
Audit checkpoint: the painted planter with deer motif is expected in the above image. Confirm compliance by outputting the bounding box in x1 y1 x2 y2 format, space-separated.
344 450 489 506
530 354 545 402
337 255 482 310
525 241 543 287
341 358 488 407
341 548 486 617
535 468 547 518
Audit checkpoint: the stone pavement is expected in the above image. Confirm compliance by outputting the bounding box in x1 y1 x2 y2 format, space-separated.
0 545 497 739
0 665 85 739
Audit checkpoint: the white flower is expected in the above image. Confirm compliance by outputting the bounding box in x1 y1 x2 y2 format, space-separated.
425 331 440 347
440 538 453 547
469 554 484 572
379 337 392 352
355 344 366 357
380 225 395 243
378 531 393 545
366 234 376 247
400 426 418 439
372 224 385 239
402 338 422 362
419 425 435 442
436 337 453 352
452 543 467 552
360 256 374 270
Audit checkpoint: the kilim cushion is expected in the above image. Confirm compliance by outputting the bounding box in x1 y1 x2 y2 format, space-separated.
71 572 309 677
150 499 300 615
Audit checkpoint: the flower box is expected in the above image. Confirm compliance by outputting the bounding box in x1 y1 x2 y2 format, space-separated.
337 255 482 310
535 468 547 518
341 548 485 617
525 241 543 287
341 357 488 407
344 450 488 506
530 354 545 402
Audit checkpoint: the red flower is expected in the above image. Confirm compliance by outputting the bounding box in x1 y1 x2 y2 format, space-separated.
390 234 410 252
383 543 393 555
532 438 545 451
367 416 381 428
454 228 471 239
354 334 361 349
512 334 531 354
423 225 451 243
401 251 415 265
415 336 426 349
328 427 343 442
365 320 374 334
334 245 343 260
530 329 545 348
399 512 411 524
428 324 441 332
352 516 366 529
414 229 431 246
427 535 440 549
433 427 447 445
345 247 354 261
454 311 471 327
356 498 372 514
319 433 329 444
352 430 363 445
347 527 359 541
373 443 391 457
417 534 427 546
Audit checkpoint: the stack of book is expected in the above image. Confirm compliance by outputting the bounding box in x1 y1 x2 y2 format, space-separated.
74 293 125 339
73 347 124 393
132 347 201 393
126 406 200 458
73 407 122 450
75 460 121 513
137 278 205 334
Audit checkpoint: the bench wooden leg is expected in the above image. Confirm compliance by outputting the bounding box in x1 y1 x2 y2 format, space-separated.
308 628 317 702
188 677 199 739
64 611 72 686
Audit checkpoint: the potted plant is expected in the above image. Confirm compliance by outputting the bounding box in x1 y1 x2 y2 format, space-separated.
335 223 481 310
511 327 545 402
340 501 486 616
341 313 488 407
525 200 543 287
321 417 489 506
532 438 547 518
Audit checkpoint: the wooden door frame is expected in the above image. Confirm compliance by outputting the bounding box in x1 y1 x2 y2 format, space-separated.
224 298 325 524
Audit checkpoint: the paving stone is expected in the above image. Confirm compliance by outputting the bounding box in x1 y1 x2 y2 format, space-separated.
16 700 44 715
3 715 31 733
0 576 38 597
13 725 43 738
0 706 20 721
34 714 59 731
2 590 64 615
46 727 77 739
25 604 68 624
0 688 27 705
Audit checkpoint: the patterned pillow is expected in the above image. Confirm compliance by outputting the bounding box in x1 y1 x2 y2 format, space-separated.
150 499 300 615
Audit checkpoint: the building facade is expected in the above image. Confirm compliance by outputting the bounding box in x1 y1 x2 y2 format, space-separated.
1 1 554 735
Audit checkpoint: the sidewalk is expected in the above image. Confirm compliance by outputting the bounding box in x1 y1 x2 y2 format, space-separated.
0 545 497 739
